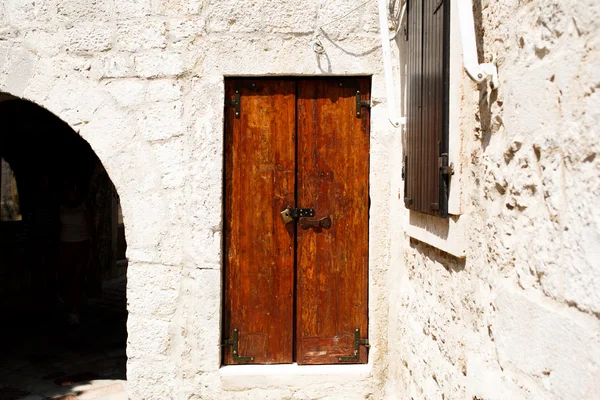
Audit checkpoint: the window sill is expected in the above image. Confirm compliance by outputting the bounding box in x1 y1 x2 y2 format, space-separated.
406 210 466 258
219 363 372 391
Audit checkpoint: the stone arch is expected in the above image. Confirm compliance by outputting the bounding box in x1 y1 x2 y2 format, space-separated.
0 45 168 263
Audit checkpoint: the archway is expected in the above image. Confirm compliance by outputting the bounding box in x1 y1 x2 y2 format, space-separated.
0 95 128 399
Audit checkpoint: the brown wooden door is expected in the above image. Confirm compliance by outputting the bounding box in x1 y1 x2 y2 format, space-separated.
223 78 369 365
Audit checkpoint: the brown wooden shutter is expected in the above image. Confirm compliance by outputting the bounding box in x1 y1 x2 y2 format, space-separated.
405 0 450 217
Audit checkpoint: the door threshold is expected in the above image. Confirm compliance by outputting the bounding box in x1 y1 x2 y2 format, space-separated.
220 363 372 391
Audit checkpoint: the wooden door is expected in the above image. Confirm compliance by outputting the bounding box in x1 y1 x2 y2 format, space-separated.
223 78 370 365
295 79 370 364
223 79 297 364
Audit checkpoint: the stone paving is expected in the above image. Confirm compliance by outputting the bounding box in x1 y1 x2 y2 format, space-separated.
0 277 127 400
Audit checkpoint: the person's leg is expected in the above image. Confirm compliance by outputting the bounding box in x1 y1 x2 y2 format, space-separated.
70 241 90 315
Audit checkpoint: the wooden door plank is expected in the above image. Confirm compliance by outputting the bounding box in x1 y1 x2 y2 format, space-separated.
295 78 370 365
223 79 296 364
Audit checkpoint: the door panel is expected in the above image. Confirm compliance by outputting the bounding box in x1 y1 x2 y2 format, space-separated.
295 79 370 364
223 79 296 364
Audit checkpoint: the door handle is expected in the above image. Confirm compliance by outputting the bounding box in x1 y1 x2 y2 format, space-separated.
299 216 332 230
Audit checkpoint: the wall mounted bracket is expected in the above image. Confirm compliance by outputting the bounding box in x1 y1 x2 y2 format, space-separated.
456 0 499 89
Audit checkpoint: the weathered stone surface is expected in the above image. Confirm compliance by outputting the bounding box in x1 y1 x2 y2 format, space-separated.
1 0 596 398
387 1 600 399
206 0 317 33
116 20 167 52
134 52 185 78
65 21 113 53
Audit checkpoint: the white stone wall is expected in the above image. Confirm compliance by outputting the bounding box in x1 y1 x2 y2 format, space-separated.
388 1 600 399
0 0 398 399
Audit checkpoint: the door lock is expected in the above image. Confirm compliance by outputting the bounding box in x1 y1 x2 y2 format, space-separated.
280 208 315 224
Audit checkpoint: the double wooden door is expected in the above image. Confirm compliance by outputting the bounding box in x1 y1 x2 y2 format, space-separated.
223 78 370 365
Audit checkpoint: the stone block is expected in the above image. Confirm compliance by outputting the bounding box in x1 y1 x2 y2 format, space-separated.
4 47 36 97
127 315 171 359
127 358 176 400
24 27 62 56
127 263 182 319
166 17 205 45
206 0 317 33
154 0 205 16
5 0 38 27
91 53 136 79
104 79 147 107
65 21 113 53
152 137 188 189
116 20 166 52
56 0 112 22
137 100 184 141
146 79 182 102
115 0 152 17
134 52 185 78
494 284 600 399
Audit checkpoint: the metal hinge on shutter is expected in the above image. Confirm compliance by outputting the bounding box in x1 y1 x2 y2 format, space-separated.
338 328 370 362
438 153 454 176
222 328 254 362
225 82 257 118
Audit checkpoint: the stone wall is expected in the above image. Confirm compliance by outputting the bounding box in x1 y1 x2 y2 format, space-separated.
0 0 398 398
387 1 600 399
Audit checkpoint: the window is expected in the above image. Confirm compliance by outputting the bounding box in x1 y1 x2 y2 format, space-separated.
403 0 451 217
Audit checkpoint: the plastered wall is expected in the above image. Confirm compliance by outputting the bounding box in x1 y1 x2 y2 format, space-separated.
0 0 401 398
387 1 600 399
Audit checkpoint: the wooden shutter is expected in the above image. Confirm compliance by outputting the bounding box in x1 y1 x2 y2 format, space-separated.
405 0 450 217
295 79 370 364
223 79 296 364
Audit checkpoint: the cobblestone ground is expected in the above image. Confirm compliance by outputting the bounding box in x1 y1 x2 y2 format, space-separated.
0 276 127 400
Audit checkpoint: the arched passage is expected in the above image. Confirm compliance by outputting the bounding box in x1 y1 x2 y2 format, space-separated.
0 94 128 398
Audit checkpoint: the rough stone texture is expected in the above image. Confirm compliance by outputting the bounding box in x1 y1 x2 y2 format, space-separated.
387 1 600 399
0 0 391 398
1 0 597 398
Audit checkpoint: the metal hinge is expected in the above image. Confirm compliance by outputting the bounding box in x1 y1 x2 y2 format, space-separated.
225 82 257 118
439 154 454 175
222 328 254 363
339 81 370 117
355 90 371 117
338 328 370 362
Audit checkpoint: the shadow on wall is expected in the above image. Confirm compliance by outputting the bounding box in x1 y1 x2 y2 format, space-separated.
409 237 466 272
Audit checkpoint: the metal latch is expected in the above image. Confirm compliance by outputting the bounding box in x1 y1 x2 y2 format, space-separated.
280 208 315 224
338 328 370 362
222 328 254 363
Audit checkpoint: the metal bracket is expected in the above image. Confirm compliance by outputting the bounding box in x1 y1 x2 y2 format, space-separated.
338 328 370 362
225 82 257 118
288 208 315 218
355 91 371 117
222 328 254 363
439 154 454 175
